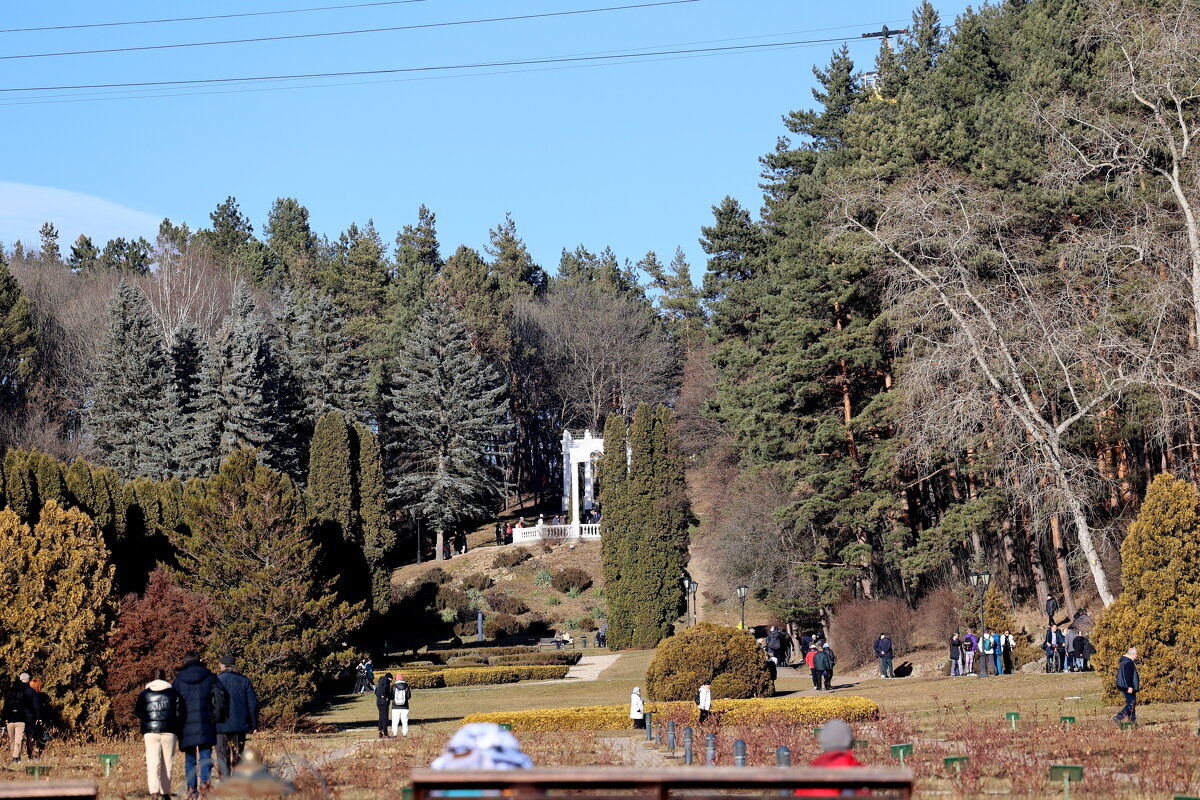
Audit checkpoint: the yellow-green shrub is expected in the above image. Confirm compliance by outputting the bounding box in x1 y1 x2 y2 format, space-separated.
644 622 772 700
462 696 879 732
400 664 570 689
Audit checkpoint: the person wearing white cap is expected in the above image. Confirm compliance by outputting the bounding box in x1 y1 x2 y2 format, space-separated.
431 723 533 770
629 687 645 729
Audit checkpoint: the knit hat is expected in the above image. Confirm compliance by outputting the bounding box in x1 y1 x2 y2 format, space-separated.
219 655 237 667
818 719 854 752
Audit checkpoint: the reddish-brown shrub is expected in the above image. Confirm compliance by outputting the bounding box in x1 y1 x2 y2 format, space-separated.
914 586 964 647
483 613 525 639
827 598 914 669
486 593 529 615
105 567 215 730
551 567 592 593
460 573 493 592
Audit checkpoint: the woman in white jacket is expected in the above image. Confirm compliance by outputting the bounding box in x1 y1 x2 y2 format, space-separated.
629 687 645 729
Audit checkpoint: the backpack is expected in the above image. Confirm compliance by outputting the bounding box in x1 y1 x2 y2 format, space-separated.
393 683 408 706
694 690 701 706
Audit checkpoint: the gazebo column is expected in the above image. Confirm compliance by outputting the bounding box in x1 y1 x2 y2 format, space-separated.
583 460 594 511
562 446 571 514
570 458 581 535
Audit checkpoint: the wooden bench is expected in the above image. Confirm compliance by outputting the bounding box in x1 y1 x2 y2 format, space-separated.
411 766 914 799
0 781 97 800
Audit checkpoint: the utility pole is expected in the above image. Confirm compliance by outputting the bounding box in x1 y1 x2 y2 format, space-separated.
861 24 908 46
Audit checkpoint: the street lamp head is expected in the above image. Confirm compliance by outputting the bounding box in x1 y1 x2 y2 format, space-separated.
689 580 698 595
981 571 991 587
969 573 978 587
736 584 749 601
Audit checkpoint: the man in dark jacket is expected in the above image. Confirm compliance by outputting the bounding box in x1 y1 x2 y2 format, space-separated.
374 672 393 739
873 634 894 678
811 647 830 691
3 673 42 764
173 651 227 798
1114 647 1140 724
821 643 836 690
1043 625 1066 673
766 627 783 664
136 668 183 799
215 655 259 779
1045 595 1058 626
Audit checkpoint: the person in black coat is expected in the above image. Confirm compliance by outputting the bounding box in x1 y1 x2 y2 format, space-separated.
1114 647 1141 724
3 673 42 764
374 672 393 739
173 652 227 798
1045 595 1058 626
215 656 259 779
136 668 184 799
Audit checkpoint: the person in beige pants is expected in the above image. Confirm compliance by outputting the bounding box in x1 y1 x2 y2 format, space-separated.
135 670 183 799
3 673 41 764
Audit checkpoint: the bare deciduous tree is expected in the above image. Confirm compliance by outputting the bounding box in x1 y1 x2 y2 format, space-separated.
514 284 676 431
837 168 1156 606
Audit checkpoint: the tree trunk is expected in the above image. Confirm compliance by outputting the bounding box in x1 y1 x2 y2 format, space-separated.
1047 512 1078 618
435 528 446 562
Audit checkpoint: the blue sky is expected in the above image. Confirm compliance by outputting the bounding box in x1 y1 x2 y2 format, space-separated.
0 1 972 281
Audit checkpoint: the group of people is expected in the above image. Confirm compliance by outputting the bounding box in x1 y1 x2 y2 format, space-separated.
947 629 1016 676
2 673 46 763
133 652 259 800
353 658 376 693
1042 624 1096 673
371 672 414 739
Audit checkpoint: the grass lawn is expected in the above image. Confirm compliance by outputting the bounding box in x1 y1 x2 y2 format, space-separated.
314 650 656 732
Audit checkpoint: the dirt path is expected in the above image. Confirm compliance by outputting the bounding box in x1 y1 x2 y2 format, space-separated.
599 736 678 768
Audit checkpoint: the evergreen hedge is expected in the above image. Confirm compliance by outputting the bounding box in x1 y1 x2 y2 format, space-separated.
645 622 773 701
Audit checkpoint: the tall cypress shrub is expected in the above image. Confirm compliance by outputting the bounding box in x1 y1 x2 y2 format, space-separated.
1093 474 1200 702
599 413 632 648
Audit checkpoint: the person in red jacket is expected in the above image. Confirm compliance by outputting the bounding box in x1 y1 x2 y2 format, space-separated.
795 719 865 797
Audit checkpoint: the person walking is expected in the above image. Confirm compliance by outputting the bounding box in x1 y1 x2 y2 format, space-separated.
135 668 183 800
1043 625 1065 673
353 660 368 694
215 656 258 778
992 631 1003 675
25 679 49 760
173 651 227 799
962 630 977 675
390 673 412 737
873 633 894 679
374 672 393 739
948 632 963 676
1045 595 1058 627
597 622 608 649
629 687 645 729
696 682 712 724
1114 647 1140 725
766 627 784 664
821 643 836 690
811 646 830 691
1063 628 1078 672
495 521 504 546
3 673 42 764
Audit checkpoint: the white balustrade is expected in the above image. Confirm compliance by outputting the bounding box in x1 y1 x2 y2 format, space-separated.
509 522 600 544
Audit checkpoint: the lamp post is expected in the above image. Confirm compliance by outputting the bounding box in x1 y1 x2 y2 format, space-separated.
736 585 749 630
682 576 692 626
689 580 699 627
969 570 990 639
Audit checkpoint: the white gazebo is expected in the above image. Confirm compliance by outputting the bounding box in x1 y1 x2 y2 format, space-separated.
511 429 603 544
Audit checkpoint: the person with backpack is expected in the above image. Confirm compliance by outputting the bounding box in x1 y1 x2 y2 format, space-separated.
696 682 712 724
374 672 393 739
173 651 227 799
4 673 42 764
962 629 977 675
979 630 995 677
135 668 183 800
215 655 258 778
390 673 413 737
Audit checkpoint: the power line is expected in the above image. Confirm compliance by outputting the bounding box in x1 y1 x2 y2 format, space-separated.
1 1 700 61
0 34 871 93
0 21 908 106
0 0 434 34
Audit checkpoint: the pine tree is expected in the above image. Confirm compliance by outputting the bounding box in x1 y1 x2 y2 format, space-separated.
353 422 393 615
0 501 116 731
1093 474 1200 702
38 222 61 264
88 281 172 480
286 290 363 421
264 197 319 286
642 248 706 356
184 284 296 477
99 237 152 275
330 220 388 341
383 294 510 561
174 448 363 720
486 213 546 297
67 235 100 272
0 259 36 416
385 205 443 341
166 320 204 474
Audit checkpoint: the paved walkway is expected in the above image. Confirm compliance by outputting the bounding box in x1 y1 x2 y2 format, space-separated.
600 736 677 768
566 653 622 681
